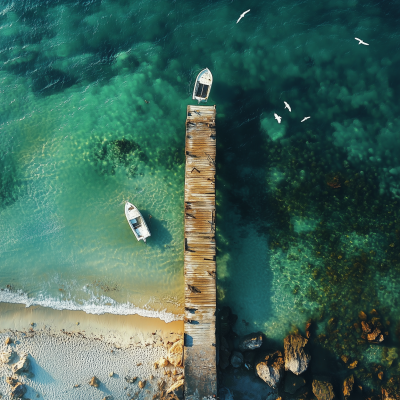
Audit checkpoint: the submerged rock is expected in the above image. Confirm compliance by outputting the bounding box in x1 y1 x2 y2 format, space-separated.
284 371 306 394
230 351 243 368
219 306 237 336
305 320 312 339
284 335 310 375
219 347 231 370
312 377 335 400
11 353 30 375
361 321 371 333
238 332 263 351
348 361 358 369
367 327 383 342
244 350 256 366
358 311 367 320
342 375 354 399
382 387 400 400
168 339 184 367
255 350 284 389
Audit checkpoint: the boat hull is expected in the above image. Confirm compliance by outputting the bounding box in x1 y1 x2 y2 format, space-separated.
192 68 213 103
125 202 151 242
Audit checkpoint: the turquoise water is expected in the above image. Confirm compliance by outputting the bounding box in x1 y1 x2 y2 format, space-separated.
1 0 400 388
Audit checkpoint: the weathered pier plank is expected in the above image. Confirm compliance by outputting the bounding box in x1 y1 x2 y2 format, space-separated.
184 104 217 399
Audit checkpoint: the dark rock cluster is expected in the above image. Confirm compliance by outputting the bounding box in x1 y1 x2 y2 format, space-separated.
217 308 370 400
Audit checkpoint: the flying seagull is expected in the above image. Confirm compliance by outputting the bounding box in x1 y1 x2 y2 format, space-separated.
284 101 291 112
237 9 250 23
355 37 369 46
274 113 282 124
301 116 311 122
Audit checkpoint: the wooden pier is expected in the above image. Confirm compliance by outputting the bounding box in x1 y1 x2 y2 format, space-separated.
184 105 217 399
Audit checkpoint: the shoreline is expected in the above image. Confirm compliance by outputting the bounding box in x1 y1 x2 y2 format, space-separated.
0 303 184 400
0 303 183 347
0 290 182 323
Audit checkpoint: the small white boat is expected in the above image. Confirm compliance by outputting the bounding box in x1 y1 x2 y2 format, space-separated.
192 68 213 103
125 202 151 243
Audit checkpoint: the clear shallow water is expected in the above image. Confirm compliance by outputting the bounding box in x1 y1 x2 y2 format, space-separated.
0 0 400 387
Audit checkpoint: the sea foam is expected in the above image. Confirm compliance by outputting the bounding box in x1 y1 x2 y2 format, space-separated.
0 289 182 323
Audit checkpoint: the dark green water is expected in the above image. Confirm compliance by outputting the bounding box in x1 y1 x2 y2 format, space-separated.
0 0 399 394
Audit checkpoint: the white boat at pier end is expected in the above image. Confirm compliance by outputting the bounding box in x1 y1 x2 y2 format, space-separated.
192 68 213 103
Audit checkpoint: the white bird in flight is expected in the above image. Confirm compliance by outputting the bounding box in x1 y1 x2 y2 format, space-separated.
237 9 250 23
355 37 369 46
301 116 311 122
274 113 282 124
284 101 291 112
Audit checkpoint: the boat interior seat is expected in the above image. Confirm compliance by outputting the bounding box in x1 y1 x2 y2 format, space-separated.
195 83 209 97
130 217 142 229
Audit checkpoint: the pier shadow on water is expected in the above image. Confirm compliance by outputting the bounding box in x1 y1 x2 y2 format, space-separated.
216 88 277 337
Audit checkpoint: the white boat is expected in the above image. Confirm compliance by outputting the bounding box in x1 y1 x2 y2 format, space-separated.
192 68 213 103
125 202 151 242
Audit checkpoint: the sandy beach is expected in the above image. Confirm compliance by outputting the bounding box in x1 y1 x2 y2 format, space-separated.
0 303 184 400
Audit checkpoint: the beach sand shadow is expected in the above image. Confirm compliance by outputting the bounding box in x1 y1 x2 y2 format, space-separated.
29 356 56 384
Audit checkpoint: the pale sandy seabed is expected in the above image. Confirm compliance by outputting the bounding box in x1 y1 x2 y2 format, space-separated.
0 303 183 400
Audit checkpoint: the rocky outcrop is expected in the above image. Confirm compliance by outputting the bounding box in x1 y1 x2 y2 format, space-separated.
167 379 184 393
230 351 243 368
89 376 100 388
168 339 184 367
284 371 306 394
11 354 30 375
284 335 310 375
124 376 137 383
11 382 27 398
1 349 15 364
138 380 146 389
312 377 335 400
6 377 26 398
156 357 169 368
255 350 284 389
342 375 354 399
238 332 263 351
